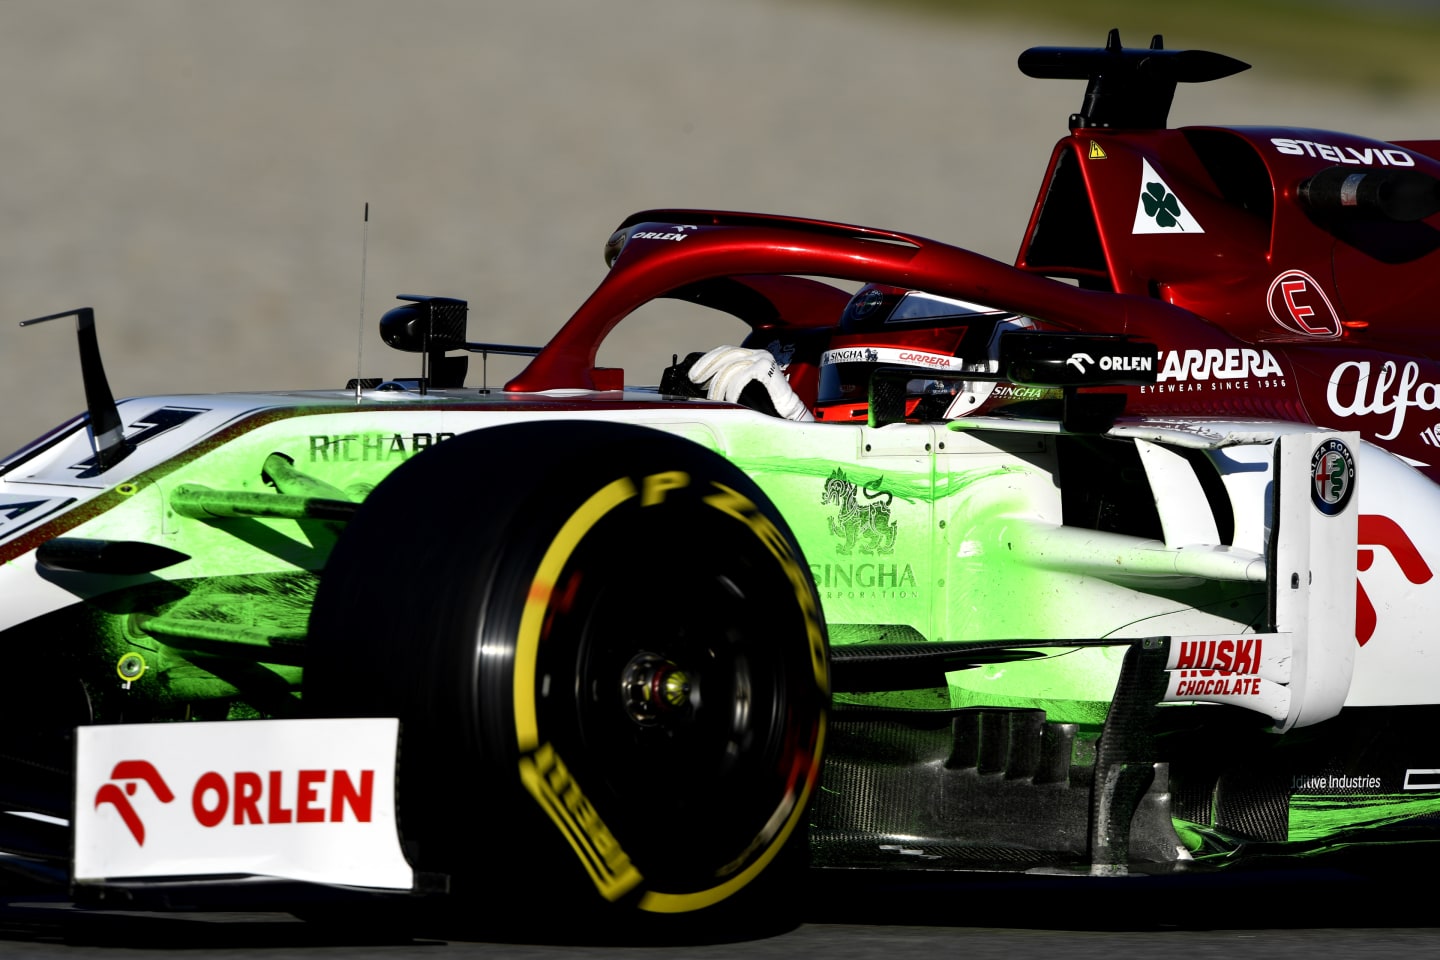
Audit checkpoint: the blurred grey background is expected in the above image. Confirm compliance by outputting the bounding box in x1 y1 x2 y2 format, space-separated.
3 0 1439 454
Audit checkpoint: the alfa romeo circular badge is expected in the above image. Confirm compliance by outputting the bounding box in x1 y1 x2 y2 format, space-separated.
852 286 885 318
1311 438 1356 516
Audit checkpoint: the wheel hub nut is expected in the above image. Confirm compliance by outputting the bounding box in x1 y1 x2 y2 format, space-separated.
622 652 694 725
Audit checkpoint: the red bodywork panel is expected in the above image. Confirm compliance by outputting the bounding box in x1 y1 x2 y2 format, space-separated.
508 124 1440 481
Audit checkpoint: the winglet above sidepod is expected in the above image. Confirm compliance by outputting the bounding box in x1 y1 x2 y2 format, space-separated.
19 307 126 470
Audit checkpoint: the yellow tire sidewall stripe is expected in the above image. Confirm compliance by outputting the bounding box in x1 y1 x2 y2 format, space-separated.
511 469 826 914
513 475 637 752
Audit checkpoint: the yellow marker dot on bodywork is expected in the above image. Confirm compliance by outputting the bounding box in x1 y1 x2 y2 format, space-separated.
116 652 147 681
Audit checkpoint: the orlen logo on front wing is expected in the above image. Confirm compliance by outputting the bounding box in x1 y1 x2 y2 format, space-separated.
93 760 175 845
96 762 375 845
74 718 411 890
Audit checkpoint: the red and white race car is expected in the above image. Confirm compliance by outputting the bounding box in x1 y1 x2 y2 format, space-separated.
3 31 1439 933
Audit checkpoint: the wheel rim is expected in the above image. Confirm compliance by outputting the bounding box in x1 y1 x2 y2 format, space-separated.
526 496 823 900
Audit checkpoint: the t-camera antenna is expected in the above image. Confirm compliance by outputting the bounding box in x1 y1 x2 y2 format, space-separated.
355 201 370 402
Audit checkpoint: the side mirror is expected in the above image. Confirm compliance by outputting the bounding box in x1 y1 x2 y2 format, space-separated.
377 296 469 389
379 295 468 353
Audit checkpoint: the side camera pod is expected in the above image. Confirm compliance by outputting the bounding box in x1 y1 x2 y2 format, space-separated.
378 295 470 392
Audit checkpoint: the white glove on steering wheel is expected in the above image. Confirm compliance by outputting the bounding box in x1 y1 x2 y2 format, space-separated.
688 345 814 422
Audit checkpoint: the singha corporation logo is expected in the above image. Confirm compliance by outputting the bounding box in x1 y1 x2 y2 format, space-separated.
821 468 898 555
94 760 175 845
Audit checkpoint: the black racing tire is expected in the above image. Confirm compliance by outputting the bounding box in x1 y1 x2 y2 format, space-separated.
304 421 828 936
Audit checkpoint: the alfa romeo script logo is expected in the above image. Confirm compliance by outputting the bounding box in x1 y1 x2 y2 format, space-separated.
1311 438 1356 516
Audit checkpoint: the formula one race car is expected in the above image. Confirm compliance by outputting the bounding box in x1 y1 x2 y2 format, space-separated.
5 31 1440 932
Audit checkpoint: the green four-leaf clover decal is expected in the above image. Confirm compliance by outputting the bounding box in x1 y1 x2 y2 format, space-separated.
1142 182 1184 230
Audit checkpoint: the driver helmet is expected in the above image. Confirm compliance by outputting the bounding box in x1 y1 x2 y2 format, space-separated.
814 284 1034 422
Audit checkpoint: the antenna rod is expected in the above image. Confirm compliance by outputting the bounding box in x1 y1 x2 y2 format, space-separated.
355 202 370 402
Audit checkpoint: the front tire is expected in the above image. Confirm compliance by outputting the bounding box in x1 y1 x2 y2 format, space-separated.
305 421 828 932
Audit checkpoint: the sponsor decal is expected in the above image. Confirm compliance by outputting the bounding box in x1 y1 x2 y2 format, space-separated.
190 769 374 827
822 468 898 556
1175 637 1264 675
1102 355 1153 372
0 494 74 539
1171 637 1264 697
758 337 796 368
1163 669 1287 720
308 431 454 462
631 230 692 242
1293 773 1383 792
1271 137 1415 167
1356 514 1433 646
820 346 963 370
809 562 919 600
943 382 1061 417
1310 438 1356 516
0 496 65 524
1172 675 1263 697
896 350 958 369
72 407 206 478
1162 634 1299 719
989 384 1052 400
1267 270 1342 338
75 719 410 890
1326 360 1440 442
94 761 375 845
1404 769 1440 790
1133 158 1204 234
93 761 175 846
823 347 880 365
1088 140 1107 160
1065 352 1154 374
852 287 885 318
519 741 641 902
1137 348 1287 394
